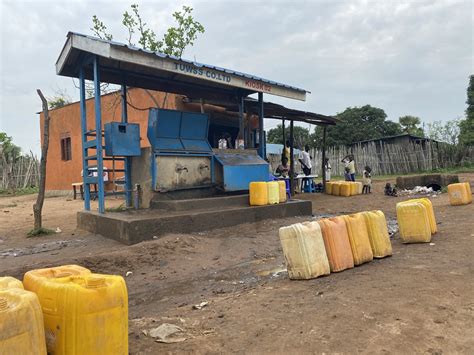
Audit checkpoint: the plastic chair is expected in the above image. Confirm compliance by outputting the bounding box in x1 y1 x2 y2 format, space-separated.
302 178 316 193
285 179 291 200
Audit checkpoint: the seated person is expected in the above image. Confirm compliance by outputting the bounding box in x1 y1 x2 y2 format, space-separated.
276 157 290 177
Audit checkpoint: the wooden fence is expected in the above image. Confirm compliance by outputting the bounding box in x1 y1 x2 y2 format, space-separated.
268 141 474 177
0 153 40 190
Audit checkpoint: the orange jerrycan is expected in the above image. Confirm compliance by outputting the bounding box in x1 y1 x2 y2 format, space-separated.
249 182 268 206
342 213 373 265
0 276 24 289
0 280 47 355
318 217 354 272
267 181 280 204
362 210 392 258
277 180 287 202
279 222 330 279
447 183 471 206
400 198 437 234
24 266 128 355
396 202 431 243
339 182 351 197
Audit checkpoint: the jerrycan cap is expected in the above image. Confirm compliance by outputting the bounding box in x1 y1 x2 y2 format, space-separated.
0 297 8 311
85 276 106 288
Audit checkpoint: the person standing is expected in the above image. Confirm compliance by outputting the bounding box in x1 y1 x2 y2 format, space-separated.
298 145 312 176
324 157 331 181
348 155 356 181
341 154 356 181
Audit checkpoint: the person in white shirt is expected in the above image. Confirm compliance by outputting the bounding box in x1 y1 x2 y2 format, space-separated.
324 157 331 181
299 145 312 176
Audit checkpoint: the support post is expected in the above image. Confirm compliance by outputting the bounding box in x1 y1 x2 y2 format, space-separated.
282 119 285 145
258 92 264 158
93 56 105 214
79 67 91 210
121 84 132 207
238 95 244 148
322 126 327 192
290 120 294 194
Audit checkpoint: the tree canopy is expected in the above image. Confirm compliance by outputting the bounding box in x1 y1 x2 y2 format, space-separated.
425 119 461 145
312 105 403 148
91 4 204 57
459 75 474 145
399 115 424 136
267 124 311 149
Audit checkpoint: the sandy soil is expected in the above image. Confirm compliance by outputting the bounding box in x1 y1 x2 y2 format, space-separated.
0 174 473 354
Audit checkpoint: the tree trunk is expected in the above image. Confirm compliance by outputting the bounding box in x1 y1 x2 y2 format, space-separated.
34 89 51 230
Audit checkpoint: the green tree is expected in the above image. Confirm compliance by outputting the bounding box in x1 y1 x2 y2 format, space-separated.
425 118 461 145
459 75 474 145
267 124 311 149
399 115 424 136
91 4 204 57
311 105 402 148
0 132 21 164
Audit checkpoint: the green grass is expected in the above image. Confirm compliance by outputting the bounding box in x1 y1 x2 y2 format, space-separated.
105 203 127 212
0 203 17 208
0 186 39 196
27 227 55 237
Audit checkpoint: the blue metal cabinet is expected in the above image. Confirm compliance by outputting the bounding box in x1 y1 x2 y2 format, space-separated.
104 122 141 156
214 152 269 191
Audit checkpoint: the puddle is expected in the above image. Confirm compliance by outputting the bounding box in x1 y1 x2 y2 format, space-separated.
0 239 85 258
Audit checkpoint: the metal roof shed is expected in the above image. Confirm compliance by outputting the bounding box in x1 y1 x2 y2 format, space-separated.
55 32 325 213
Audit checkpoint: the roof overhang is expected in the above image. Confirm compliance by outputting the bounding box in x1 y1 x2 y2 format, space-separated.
56 32 308 102
183 97 337 126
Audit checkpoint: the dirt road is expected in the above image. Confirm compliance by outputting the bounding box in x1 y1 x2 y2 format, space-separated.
1 175 473 353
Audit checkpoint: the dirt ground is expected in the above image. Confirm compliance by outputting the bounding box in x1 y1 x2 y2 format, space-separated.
1 174 473 354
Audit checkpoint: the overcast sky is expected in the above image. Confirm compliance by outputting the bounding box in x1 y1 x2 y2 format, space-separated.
0 0 472 154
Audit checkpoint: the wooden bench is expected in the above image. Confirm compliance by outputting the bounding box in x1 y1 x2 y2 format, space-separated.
72 182 98 200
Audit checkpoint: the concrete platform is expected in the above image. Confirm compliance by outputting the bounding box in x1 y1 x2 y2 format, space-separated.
77 195 312 245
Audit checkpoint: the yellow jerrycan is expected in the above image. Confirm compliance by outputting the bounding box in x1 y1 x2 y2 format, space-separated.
355 181 363 195
0 276 24 289
447 183 471 206
400 198 437 234
465 182 472 203
342 213 373 265
24 267 128 355
325 181 334 195
0 280 47 354
339 182 352 197
267 181 280 204
277 180 287 202
349 182 358 196
249 181 268 206
396 202 431 243
279 222 330 279
362 210 392 258
331 182 341 196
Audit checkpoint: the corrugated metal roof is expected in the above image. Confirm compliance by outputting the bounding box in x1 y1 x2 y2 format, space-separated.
64 32 309 94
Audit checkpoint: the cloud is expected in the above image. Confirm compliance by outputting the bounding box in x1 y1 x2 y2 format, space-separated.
0 0 472 154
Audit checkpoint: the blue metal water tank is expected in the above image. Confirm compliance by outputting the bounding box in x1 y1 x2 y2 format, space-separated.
104 122 141 156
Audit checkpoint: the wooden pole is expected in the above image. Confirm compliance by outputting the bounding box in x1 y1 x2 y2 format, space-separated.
322 126 327 191
34 89 51 230
290 120 294 193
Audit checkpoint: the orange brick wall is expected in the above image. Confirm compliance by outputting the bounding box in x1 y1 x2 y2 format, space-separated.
39 88 181 191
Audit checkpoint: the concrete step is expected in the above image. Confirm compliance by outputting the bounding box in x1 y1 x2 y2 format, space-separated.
150 194 249 211
77 199 312 245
